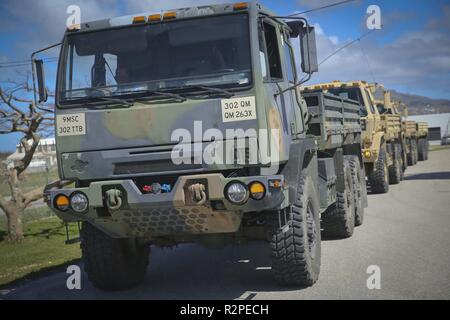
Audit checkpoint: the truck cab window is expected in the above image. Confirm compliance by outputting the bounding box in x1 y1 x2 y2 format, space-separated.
365 89 377 114
263 22 283 80
282 33 296 83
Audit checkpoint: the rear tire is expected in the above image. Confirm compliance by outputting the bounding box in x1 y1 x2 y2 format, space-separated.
81 222 149 291
269 174 321 287
418 139 425 161
413 140 418 165
369 147 390 194
389 145 402 185
347 156 364 227
322 158 355 238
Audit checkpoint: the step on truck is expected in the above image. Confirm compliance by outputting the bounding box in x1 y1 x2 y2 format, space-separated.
303 80 391 194
371 84 407 184
34 2 367 291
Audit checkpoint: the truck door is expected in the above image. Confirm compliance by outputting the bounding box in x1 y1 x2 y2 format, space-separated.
259 19 298 145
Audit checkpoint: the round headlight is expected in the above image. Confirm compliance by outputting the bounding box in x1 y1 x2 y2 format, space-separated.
226 182 248 205
70 193 89 213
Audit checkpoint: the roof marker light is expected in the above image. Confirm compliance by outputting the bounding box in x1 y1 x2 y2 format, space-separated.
149 14 162 22
163 12 177 20
133 16 147 24
234 2 248 11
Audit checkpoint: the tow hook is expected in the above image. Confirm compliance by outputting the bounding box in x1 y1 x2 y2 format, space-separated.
188 183 207 205
106 189 123 211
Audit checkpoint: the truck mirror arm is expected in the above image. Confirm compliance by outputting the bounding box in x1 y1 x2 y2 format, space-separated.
31 42 62 106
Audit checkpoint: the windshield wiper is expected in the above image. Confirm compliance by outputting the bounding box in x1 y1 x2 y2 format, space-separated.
80 97 134 109
179 85 235 98
122 89 187 103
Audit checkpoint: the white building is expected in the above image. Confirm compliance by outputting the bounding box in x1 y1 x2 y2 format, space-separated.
6 138 57 171
409 113 450 145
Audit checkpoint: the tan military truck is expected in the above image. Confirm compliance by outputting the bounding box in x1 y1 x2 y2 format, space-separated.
303 80 391 194
403 118 419 165
416 122 429 161
370 84 406 184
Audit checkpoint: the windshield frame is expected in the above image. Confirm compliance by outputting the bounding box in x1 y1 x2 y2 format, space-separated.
56 12 254 108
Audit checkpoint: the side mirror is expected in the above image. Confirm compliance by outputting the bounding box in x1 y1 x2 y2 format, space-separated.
34 59 48 103
299 26 318 74
286 21 302 38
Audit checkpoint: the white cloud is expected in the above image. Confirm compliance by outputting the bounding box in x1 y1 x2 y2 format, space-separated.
304 12 450 98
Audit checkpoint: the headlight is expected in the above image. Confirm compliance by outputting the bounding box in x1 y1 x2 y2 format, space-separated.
70 193 89 213
225 182 248 205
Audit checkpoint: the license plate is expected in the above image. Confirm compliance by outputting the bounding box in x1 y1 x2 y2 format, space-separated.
56 113 86 136
221 96 257 123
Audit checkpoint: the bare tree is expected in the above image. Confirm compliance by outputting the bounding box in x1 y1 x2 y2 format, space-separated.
0 73 63 242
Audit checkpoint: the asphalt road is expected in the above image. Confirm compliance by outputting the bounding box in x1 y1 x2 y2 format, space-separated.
2 149 450 300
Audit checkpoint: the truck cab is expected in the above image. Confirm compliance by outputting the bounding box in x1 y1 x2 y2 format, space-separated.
33 2 365 291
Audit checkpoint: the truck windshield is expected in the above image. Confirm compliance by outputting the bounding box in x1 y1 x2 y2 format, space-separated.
58 13 252 105
328 87 368 117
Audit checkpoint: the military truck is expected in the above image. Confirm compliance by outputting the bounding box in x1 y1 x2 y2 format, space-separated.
416 122 429 161
33 2 366 290
303 81 392 194
370 84 407 184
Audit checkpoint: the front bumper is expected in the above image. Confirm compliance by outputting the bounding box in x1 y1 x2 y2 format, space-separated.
46 173 286 238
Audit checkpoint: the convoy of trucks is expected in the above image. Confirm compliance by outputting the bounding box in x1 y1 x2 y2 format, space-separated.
31 2 428 291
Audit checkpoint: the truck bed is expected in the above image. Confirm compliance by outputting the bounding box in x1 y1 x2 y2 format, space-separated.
381 114 402 141
416 122 429 138
303 91 362 150
403 120 417 138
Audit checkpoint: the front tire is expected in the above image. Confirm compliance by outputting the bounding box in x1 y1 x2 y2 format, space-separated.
81 222 149 291
269 174 321 287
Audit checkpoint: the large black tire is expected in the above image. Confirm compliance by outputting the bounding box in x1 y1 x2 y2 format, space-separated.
407 150 414 166
418 139 428 161
388 145 402 185
369 148 390 194
412 140 418 165
424 140 429 160
269 174 321 287
322 159 355 238
347 156 364 227
81 222 149 291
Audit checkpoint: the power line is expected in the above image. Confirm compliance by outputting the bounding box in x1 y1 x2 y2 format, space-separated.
288 0 358 17
0 57 57 66
0 58 58 69
319 29 376 66
358 40 376 83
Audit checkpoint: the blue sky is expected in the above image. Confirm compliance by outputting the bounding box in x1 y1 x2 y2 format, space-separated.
1 0 449 151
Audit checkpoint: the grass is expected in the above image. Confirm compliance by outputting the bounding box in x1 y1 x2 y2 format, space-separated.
0 169 59 195
429 145 450 152
0 209 81 287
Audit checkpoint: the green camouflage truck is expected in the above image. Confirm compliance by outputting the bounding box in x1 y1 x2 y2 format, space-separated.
34 2 366 290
